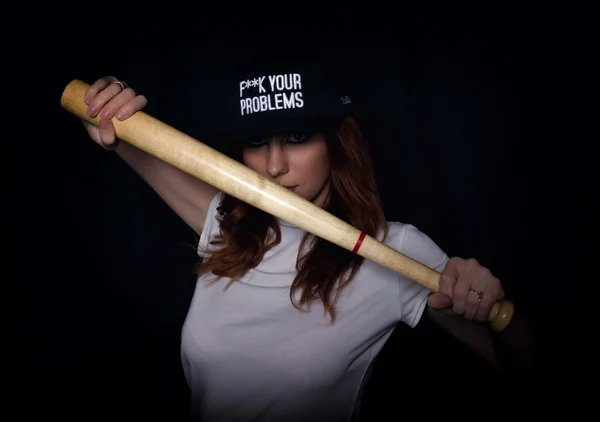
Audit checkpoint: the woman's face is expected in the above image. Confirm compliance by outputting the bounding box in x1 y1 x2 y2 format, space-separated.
242 132 331 207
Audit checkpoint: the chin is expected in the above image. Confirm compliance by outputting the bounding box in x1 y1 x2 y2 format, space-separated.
294 190 312 202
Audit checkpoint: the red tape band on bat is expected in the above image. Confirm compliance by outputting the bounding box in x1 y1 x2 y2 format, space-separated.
352 232 366 254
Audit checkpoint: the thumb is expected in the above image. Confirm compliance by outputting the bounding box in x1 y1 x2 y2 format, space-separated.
99 118 117 149
427 292 452 309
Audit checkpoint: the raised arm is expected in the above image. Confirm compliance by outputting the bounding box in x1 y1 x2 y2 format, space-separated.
82 76 218 235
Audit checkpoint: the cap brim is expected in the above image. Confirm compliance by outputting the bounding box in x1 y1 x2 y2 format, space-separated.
223 114 343 144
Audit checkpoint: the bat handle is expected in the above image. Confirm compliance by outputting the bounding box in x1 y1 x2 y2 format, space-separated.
488 299 515 332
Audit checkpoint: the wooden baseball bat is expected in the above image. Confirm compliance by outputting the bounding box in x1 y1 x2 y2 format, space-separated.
61 79 514 332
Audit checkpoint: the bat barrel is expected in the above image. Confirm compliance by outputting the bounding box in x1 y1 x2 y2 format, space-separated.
61 79 514 332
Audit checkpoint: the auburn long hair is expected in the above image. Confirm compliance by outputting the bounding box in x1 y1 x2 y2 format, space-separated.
193 116 388 322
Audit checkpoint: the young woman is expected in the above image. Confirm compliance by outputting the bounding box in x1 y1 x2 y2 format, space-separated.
80 64 536 421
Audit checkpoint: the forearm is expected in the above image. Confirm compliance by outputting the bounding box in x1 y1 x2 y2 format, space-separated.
426 307 500 368
487 309 545 381
114 141 217 234
115 140 173 184
427 307 543 381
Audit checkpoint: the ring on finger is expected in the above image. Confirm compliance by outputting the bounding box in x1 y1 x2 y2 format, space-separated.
112 80 128 91
469 288 484 303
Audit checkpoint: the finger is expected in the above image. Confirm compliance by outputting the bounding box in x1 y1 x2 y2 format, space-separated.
98 88 138 120
84 76 118 105
464 290 482 320
464 265 496 321
86 80 130 118
475 278 500 322
439 257 460 298
114 94 147 120
427 292 452 309
453 258 481 316
98 118 116 147
451 270 471 316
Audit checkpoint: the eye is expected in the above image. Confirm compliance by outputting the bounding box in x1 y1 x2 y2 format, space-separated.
286 133 310 144
246 137 267 148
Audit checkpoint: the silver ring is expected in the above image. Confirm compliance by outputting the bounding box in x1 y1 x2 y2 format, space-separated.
112 80 128 91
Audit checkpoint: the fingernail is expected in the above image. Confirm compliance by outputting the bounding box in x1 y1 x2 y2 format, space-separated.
84 95 89 105
101 109 112 119
87 106 97 117
115 111 125 120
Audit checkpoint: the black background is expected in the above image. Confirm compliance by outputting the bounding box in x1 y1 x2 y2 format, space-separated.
19 13 593 421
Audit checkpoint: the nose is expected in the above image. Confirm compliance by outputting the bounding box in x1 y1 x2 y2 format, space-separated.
266 142 289 179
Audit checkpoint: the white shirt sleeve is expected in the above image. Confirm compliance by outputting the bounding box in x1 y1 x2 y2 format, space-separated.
396 224 449 327
197 191 224 258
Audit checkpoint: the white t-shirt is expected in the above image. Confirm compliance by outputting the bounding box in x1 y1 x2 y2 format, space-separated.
181 192 449 422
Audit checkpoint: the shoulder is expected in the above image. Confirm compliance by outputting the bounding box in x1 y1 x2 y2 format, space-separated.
359 221 449 327
204 190 225 226
381 221 449 273
197 191 225 257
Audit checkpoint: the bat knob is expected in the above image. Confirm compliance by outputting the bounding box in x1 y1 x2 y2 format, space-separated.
488 300 515 332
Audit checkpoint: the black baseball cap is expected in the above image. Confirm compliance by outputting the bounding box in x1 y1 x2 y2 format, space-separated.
173 49 355 154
